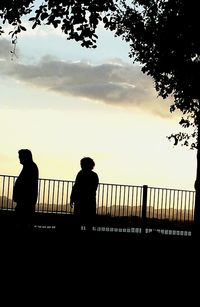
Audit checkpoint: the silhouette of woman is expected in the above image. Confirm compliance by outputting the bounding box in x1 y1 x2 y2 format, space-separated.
13 149 39 231
70 157 99 232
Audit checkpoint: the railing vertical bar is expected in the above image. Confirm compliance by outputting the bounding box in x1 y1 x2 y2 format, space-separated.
141 185 148 234
42 180 46 212
169 189 172 222
56 181 60 212
165 189 169 235
127 186 130 210
66 181 69 213
60 181 64 212
110 184 113 214
47 180 51 213
113 185 117 217
164 189 167 220
102 184 104 213
176 190 179 222
6 176 10 210
122 186 125 217
52 180 55 212
172 190 175 221
118 186 122 217
12 176 16 209
187 191 190 223
183 191 187 223
134 187 137 217
160 188 163 220
157 188 160 220
130 187 134 217
1 175 5 209
152 188 156 219
179 191 183 222
36 179 41 212
105 185 109 216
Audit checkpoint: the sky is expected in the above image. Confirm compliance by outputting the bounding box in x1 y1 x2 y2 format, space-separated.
0 13 197 191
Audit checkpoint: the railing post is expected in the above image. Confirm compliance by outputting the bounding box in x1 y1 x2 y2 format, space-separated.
141 185 148 235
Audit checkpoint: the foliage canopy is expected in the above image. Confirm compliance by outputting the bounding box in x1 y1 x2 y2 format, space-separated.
113 0 200 148
0 0 121 48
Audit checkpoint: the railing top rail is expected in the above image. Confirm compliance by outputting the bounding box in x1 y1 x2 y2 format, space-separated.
148 185 195 193
0 174 17 178
0 174 143 188
38 178 74 183
98 182 143 188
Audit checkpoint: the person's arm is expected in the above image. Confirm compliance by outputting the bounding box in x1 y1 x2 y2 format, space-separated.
94 173 99 190
70 173 80 207
70 187 75 208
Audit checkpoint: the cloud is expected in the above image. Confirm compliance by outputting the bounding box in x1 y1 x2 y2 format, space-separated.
0 39 172 117
0 39 13 59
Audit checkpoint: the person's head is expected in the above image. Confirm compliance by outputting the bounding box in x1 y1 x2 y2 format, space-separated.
80 157 95 171
18 149 33 165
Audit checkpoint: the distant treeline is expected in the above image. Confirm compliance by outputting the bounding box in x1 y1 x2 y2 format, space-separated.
0 196 194 223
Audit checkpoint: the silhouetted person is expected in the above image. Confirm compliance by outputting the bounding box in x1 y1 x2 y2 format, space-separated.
13 149 39 231
70 157 99 232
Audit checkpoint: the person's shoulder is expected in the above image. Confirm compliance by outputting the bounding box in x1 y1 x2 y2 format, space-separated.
77 170 83 175
31 162 39 174
33 161 38 169
76 170 83 178
92 171 99 179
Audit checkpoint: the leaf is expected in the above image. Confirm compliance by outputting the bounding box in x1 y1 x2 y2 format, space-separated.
41 12 49 21
32 22 37 29
20 26 26 31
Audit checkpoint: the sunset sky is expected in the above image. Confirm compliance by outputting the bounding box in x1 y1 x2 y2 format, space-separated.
0 17 197 190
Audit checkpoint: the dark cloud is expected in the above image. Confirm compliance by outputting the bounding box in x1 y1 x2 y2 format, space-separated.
0 40 172 117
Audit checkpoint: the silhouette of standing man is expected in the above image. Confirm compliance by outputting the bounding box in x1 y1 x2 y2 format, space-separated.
70 157 99 232
13 149 39 231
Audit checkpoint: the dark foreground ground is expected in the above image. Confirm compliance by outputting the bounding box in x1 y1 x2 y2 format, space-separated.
1 226 197 258
1 227 198 304
1 210 197 258
0 214 198 303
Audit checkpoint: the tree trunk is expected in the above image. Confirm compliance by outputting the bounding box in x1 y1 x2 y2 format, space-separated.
193 116 200 237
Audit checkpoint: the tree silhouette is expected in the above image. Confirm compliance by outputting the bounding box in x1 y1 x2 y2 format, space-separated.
0 0 122 48
112 0 200 236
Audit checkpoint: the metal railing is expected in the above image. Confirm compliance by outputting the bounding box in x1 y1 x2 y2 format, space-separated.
0 174 195 235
